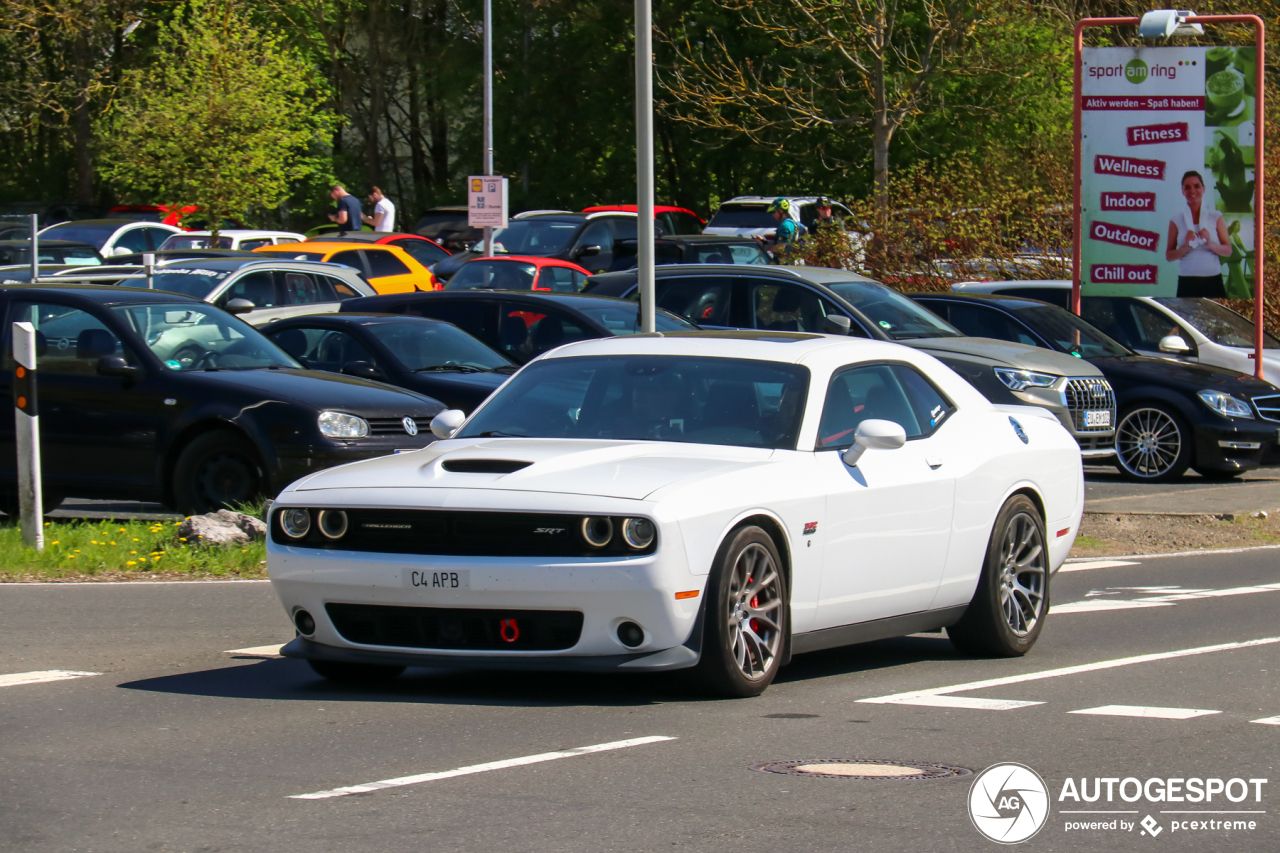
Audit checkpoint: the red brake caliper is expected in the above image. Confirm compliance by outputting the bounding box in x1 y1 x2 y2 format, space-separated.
747 577 760 634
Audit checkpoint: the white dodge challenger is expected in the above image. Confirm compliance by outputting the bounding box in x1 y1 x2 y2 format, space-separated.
268 331 1083 697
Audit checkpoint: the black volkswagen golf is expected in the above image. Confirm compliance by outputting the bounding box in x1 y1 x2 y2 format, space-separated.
0 286 445 515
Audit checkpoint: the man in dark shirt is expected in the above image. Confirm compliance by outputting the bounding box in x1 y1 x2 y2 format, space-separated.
327 184 363 235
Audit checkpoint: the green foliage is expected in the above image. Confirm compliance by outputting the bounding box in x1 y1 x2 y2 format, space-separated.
96 0 336 232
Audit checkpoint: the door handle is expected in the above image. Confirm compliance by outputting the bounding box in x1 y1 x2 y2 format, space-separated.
926 456 943 469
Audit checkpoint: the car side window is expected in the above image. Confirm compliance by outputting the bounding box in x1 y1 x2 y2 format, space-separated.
499 302 589 360
943 302 1040 347
280 272 333 304
9 302 126 375
653 277 732 326
577 221 613 254
673 212 703 234
749 282 842 334
144 227 174 250
330 250 367 275
220 271 278 307
113 227 150 253
310 330 375 372
320 275 362 300
817 363 933 449
407 301 492 342
1126 301 1185 350
394 239 448 267
367 250 411 278
540 266 579 293
239 238 271 251
893 364 955 433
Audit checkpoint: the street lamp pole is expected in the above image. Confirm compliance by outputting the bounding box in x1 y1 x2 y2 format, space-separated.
483 0 494 258
636 0 655 333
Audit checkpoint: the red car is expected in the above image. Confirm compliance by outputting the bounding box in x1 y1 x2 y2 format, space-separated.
306 230 450 268
582 204 705 235
108 204 244 231
443 256 591 293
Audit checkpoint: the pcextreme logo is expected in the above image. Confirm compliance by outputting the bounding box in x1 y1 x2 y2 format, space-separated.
969 763 1050 844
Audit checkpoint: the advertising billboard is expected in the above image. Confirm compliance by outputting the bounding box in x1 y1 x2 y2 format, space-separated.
1080 46 1256 299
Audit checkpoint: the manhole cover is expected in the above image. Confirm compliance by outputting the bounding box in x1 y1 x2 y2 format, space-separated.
750 759 972 780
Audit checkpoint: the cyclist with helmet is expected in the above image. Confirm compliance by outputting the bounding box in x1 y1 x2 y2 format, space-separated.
755 197 799 262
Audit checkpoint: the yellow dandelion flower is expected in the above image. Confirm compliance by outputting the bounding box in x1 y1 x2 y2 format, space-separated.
179 537 187 542
130 551 137 555
51 541 59 546
126 561 136 566
118 528 126 533
110 541 117 546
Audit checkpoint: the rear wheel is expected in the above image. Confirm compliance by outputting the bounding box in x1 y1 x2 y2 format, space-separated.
308 659 405 684
1114 404 1192 483
172 430 265 516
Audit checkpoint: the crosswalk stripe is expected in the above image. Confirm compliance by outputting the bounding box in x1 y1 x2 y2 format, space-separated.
0 670 99 688
876 695 1043 710
1069 705 1220 720
1059 560 1140 573
1250 716 1280 726
223 644 285 657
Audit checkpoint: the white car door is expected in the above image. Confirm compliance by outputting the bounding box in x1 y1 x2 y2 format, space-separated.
812 361 957 629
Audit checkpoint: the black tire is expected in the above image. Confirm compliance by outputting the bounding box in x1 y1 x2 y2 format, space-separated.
308 658 405 684
0 491 64 518
172 430 265 516
1113 403 1192 483
690 525 788 698
1193 466 1244 481
948 495 1049 657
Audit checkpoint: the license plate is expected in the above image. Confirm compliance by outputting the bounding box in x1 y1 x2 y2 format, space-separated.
1085 410 1111 427
404 568 470 590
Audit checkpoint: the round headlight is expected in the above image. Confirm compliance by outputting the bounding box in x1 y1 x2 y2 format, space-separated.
621 517 655 550
280 508 311 539
317 510 348 540
318 411 370 438
581 516 614 548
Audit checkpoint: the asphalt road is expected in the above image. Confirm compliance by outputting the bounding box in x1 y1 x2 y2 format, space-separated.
1083 466 1280 515
2 549 1278 851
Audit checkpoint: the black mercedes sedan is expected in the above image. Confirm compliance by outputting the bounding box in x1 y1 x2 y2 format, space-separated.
338 291 696 364
263 313 513 413
0 286 445 515
911 292 1280 482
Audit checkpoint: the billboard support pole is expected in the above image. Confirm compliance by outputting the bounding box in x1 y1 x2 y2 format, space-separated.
1074 14 1266 380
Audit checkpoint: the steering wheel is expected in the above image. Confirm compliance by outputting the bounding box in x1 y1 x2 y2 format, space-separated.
191 350 220 370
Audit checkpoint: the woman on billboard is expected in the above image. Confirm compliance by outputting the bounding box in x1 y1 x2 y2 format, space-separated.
1165 171 1231 297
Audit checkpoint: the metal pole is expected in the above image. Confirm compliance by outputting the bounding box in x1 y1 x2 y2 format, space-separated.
13 322 42 550
635 0 655 333
143 252 155 289
483 0 494 258
28 214 38 284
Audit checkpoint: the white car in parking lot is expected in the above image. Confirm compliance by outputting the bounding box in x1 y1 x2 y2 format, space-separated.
268 332 1083 696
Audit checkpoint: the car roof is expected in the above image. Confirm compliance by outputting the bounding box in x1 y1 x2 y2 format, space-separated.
914 291 1064 310
951 279 1071 292
43 219 142 230
157 257 359 273
719 196 823 205
581 205 701 216
588 263 878 286
306 231 434 243
172 229 302 239
0 239 97 249
270 312 443 327
461 255 583 268
0 283 201 305
265 240 400 252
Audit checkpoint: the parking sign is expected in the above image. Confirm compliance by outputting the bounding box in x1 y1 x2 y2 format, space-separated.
468 175 508 228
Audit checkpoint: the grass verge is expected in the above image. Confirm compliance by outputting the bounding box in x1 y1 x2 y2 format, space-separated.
0 517 267 581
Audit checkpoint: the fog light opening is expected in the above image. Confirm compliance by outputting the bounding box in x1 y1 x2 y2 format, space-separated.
280 508 311 539
617 621 645 648
582 516 614 548
317 509 349 540
294 609 316 636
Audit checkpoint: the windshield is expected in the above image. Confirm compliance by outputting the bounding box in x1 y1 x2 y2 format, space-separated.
826 280 963 339
39 223 115 249
161 235 232 250
490 220 580 255
149 268 233 299
1154 297 1280 349
575 301 696 334
113 302 298 370
446 260 538 291
1014 305 1129 358
372 319 513 371
0 244 101 266
459 355 810 449
707 204 775 229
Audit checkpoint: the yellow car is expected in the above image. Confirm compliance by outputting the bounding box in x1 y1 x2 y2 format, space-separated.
254 241 437 293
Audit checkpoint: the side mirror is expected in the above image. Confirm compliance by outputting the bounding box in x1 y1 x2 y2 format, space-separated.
822 315 852 336
97 355 140 382
110 246 131 257
841 419 907 467
341 360 383 380
430 409 467 439
575 244 602 258
224 298 256 315
1158 334 1191 355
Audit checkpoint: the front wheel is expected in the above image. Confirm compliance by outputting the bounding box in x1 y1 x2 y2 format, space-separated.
691 525 788 697
1114 404 1192 483
949 495 1049 657
172 430 265 515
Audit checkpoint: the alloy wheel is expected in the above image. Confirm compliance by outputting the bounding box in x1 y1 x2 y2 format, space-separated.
998 512 1046 637
725 542 784 680
195 451 259 509
1116 407 1182 479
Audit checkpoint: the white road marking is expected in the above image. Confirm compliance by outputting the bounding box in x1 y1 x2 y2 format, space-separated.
1052 600 1173 614
223 644 285 657
883 695 1044 711
1067 543 1280 561
1251 716 1280 726
289 735 677 800
1053 582 1280 615
1070 705 1220 720
859 636 1280 706
0 670 99 688
1059 560 1140 573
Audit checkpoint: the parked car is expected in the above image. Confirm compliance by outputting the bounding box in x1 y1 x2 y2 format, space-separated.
583 265 1116 458
606 235 770 271
106 204 244 230
582 204 705 235
951 280 1280 386
38 219 183 257
268 331 1082 692
263 313 514 412
110 249 262 266
444 256 591 292
137 257 375 328
340 290 697 364
0 285 445 515
253 241 437 293
304 222 373 238
0 240 103 268
702 195 854 239
306 230 451 268
159 230 304 251
910 292 1280 481
413 206 481 252
0 201 101 230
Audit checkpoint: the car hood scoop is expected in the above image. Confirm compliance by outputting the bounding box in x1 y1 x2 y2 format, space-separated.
294 438 774 500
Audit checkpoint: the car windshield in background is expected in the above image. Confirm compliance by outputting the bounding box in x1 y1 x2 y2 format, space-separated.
707 205 776 229
490 220 579 255
415 213 467 238
0 245 101 266
373 319 513 372
113 303 298 371
1014 305 1129 358
446 260 537 291
693 244 769 265
826 280 962 339
459 355 810 449
149 268 232 299
1154 297 1280 349
162 236 232 250
575 302 695 335
38 223 116 248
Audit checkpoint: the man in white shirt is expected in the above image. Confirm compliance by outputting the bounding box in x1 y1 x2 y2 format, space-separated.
363 186 396 232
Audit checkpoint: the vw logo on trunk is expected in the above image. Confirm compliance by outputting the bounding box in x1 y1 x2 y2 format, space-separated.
402 417 419 436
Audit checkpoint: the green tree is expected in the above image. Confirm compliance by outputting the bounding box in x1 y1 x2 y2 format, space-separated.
97 0 335 235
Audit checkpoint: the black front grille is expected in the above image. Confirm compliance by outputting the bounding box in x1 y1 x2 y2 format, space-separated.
1064 378 1116 433
327 603 583 650
367 417 424 436
1253 394 1280 423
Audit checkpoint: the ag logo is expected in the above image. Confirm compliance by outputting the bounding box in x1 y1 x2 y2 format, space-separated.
968 763 1050 844
1126 58 1149 84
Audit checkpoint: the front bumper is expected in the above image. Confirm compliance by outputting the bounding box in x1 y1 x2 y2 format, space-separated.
1191 418 1280 471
